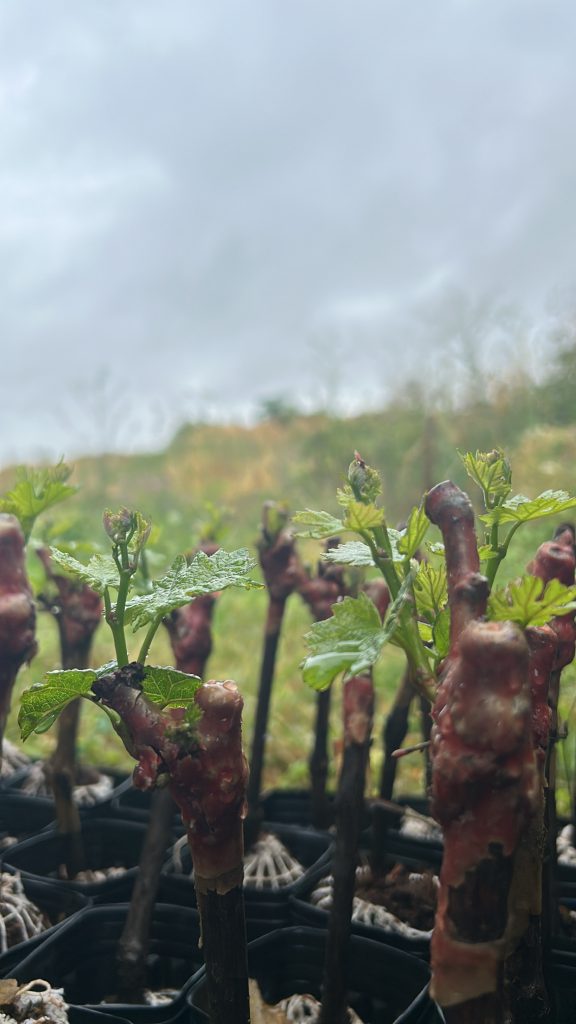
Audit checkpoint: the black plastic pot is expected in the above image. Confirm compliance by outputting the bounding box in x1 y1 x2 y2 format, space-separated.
290 855 432 960
162 822 333 940
0 868 90 974
188 925 442 1023
260 788 335 827
2 819 151 902
108 780 184 833
8 903 203 1024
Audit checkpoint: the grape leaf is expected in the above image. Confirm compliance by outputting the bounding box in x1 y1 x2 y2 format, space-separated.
323 541 375 567
301 592 385 691
292 509 345 539
18 664 116 739
343 501 385 532
141 665 201 708
397 504 429 558
301 576 413 691
478 545 501 561
0 462 77 541
49 548 119 594
488 576 576 629
480 490 576 527
124 547 261 630
413 563 448 620
433 607 451 659
459 449 512 504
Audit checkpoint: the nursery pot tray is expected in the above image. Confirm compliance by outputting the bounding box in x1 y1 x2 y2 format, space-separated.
7 902 203 1024
188 925 442 1023
2 819 151 901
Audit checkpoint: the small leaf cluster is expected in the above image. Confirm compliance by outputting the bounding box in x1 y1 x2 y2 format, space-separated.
0 462 77 541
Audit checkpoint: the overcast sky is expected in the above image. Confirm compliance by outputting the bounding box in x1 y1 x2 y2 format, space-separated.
1 0 576 466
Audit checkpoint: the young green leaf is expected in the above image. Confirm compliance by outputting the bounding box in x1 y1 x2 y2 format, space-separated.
0 462 77 541
488 576 576 629
301 592 385 691
459 448 512 505
480 490 576 527
301 574 414 691
432 607 451 659
292 509 345 539
18 666 113 739
141 665 201 708
322 541 375 567
413 563 448 621
343 501 385 532
124 547 261 630
397 504 429 559
49 548 119 594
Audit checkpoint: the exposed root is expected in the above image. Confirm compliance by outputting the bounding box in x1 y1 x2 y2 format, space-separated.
19 763 113 807
276 993 363 1022
0 873 47 953
169 831 305 890
0 979 68 1024
243 833 304 889
310 866 435 940
557 823 576 866
1 741 30 778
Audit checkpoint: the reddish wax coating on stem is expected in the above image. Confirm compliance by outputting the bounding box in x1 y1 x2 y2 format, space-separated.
92 666 248 891
425 481 488 655
164 594 216 678
258 508 305 628
430 620 537 1007
0 515 37 742
164 541 219 678
298 540 347 622
37 547 101 660
527 538 576 671
362 578 391 621
525 625 557 757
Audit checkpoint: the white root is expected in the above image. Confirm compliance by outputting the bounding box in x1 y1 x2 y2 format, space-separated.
243 834 304 890
19 764 113 807
0 874 46 953
557 823 576 866
170 831 305 890
0 979 68 1024
310 869 434 940
277 993 363 1022
1 742 30 778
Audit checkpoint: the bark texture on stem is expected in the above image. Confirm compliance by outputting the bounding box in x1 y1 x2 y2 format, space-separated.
115 786 175 1003
92 668 250 1024
430 621 537 1011
0 515 37 751
246 508 305 841
299 541 348 830
319 673 373 1024
425 481 488 657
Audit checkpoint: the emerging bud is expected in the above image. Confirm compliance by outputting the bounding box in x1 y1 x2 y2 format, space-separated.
103 507 135 544
347 452 382 504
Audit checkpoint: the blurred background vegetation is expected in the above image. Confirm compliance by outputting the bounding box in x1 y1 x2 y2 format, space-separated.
3 345 576 812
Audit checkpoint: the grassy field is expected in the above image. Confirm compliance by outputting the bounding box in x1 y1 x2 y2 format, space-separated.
3 400 576 815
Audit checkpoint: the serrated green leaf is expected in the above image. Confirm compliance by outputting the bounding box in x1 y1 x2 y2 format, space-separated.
459 448 512 504
478 545 501 561
433 607 451 659
480 490 576 527
19 669 98 739
0 462 77 541
418 622 433 643
142 665 201 708
425 541 445 556
125 548 261 630
49 548 119 594
323 541 375 567
301 574 414 691
398 504 429 559
413 563 448 621
488 576 576 629
343 501 384 532
301 592 384 691
292 509 345 539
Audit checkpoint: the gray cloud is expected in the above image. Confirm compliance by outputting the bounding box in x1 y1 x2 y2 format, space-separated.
1 0 576 462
